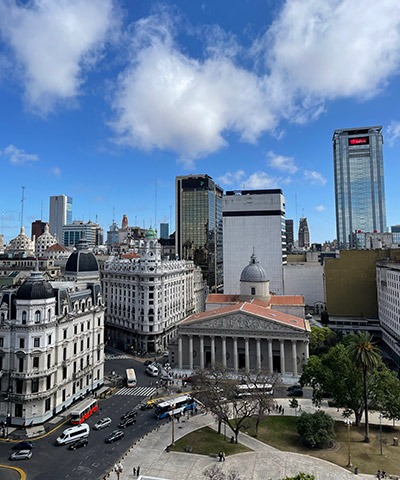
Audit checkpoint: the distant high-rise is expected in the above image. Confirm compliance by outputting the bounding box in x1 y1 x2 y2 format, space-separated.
62 221 103 248
285 219 294 252
31 220 47 240
298 217 310 249
175 174 223 292
160 223 169 240
49 195 72 243
333 126 387 249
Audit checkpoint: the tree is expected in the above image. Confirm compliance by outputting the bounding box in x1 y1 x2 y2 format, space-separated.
280 474 315 480
300 343 365 425
309 326 338 355
347 332 381 443
203 465 242 480
320 310 329 326
370 363 400 425
289 398 299 416
297 411 335 448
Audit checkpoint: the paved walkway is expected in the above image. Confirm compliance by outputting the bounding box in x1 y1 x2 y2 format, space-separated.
105 398 390 480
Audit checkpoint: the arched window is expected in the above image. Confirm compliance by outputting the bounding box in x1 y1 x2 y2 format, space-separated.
34 311 41 323
0 313 4 322
22 311 27 324
251 287 256 295
47 309 51 321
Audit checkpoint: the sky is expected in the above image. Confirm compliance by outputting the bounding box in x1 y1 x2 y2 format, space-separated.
1 0 400 244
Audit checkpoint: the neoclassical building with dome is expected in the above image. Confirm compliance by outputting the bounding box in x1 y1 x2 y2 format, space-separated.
0 239 105 427
103 227 208 353
169 253 310 376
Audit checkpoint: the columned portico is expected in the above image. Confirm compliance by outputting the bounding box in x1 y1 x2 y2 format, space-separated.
268 339 273 374
211 336 215 366
178 336 183 369
244 337 250 372
189 335 193 370
256 338 261 371
292 340 297 377
233 337 238 372
280 339 285 375
199 336 204 369
222 337 227 368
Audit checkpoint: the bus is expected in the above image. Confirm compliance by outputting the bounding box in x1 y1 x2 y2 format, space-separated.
70 398 98 424
126 368 137 387
154 395 195 419
235 383 274 398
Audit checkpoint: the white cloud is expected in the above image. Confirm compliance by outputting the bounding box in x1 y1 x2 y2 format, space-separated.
0 0 117 113
267 151 298 174
387 121 400 146
304 170 327 185
3 144 39 165
217 170 245 186
49 167 61 178
242 172 281 189
315 205 326 212
110 12 276 165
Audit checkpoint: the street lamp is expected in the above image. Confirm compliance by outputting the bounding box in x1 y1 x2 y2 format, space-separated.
379 413 383 456
171 403 175 446
344 418 353 467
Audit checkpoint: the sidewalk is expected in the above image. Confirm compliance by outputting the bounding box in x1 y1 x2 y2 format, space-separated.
106 404 378 480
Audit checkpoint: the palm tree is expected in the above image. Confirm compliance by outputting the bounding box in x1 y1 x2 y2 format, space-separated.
347 332 381 442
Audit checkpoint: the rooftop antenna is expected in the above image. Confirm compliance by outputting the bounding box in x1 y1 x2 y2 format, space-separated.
20 185 25 230
95 214 98 224
112 206 115 224
155 179 157 230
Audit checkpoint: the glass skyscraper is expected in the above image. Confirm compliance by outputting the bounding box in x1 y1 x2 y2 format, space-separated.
333 126 387 249
49 194 73 243
175 175 223 292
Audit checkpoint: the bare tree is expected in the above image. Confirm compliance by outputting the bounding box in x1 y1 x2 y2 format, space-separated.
203 465 244 480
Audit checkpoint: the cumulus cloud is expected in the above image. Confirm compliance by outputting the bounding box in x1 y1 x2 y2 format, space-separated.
267 151 298 174
49 167 61 178
304 170 327 185
2 144 39 165
241 172 292 189
217 170 245 186
387 121 400 146
314 205 326 212
110 12 276 165
0 0 117 113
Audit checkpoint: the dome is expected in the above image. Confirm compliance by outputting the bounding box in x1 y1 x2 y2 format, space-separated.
240 252 268 282
65 239 99 274
145 227 157 239
35 224 57 257
16 264 55 300
6 226 35 255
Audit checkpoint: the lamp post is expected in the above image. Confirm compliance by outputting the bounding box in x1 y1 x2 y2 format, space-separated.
171 403 175 446
344 418 353 467
379 413 383 456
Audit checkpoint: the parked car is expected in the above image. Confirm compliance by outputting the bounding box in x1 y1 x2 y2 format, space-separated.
93 417 112 430
139 401 154 410
13 441 33 450
105 430 124 443
68 438 88 450
163 351 169 357
119 417 136 428
10 450 32 461
120 410 137 420
143 360 152 366
287 385 303 397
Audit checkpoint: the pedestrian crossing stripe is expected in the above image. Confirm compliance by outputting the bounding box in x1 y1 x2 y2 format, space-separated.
105 354 132 360
116 386 157 397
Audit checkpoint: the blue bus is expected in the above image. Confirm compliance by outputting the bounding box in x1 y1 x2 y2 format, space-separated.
154 395 195 419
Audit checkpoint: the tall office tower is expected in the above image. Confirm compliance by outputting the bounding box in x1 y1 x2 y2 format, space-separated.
31 220 47 240
176 174 223 292
49 195 72 242
298 217 310 249
223 189 286 295
62 220 103 248
160 223 169 240
392 225 400 244
333 126 387 249
285 219 294 252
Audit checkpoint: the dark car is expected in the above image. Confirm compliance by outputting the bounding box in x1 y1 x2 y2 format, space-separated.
105 430 124 443
144 360 152 366
139 401 154 410
119 417 136 428
121 410 137 420
68 438 88 450
287 385 303 397
13 441 33 450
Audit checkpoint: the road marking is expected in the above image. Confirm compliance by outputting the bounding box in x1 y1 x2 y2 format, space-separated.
0 465 26 480
116 386 157 397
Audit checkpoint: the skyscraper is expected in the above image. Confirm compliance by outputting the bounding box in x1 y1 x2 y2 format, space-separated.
223 189 286 295
160 223 169 240
49 195 72 243
285 219 294 252
333 126 387 249
175 174 223 292
298 217 310 249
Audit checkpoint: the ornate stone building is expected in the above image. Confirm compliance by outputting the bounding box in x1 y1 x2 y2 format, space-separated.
102 228 207 354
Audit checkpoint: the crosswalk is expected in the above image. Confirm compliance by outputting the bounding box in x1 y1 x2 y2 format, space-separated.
115 386 157 397
105 354 132 360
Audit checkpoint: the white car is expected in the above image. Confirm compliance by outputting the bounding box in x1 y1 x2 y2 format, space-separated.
163 351 169 357
93 417 112 430
10 450 32 461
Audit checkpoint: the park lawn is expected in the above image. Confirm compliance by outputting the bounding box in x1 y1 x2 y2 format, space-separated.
245 415 400 476
171 426 252 457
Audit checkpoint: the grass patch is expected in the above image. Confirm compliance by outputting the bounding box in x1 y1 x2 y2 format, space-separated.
245 416 400 475
171 426 252 456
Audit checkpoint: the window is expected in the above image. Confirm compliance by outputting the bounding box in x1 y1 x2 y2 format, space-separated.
73 383 76 394
251 287 256 295
87 321 90 330
48 335 52 345
47 354 51 369
34 310 41 323
15 404 23 418
16 379 23 394
0 357 2 370
19 338 25 349
0 337 4 347
63 329 67 340
98 333 101 345
73 343 77 355
80 358 83 370
22 311 27 324
62 389 66 402
47 309 51 321
86 355 90 366
87 338 90 349
63 366 67 380
98 317 101 327
45 398 51 412
73 361 77 374
97 349 100 361
81 323 84 332
18 357 24 373
33 357 39 369
32 379 39 393
80 340 84 352
46 375 51 389
34 337 40 348
74 325 77 335
63 347 67 361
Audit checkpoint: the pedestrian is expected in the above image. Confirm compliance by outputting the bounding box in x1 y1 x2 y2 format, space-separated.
133 467 136 476
219 451 223 462
298 405 302 413
222 451 226 462
282 408 284 415
377 470 381 479
137 466 140 476
278 405 281 413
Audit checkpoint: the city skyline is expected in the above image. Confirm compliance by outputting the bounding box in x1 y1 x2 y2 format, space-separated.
2 1 400 243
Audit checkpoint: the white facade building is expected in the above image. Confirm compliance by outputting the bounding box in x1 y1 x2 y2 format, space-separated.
35 224 57 258
223 189 286 295
49 195 72 243
283 263 324 309
102 228 207 354
0 241 105 427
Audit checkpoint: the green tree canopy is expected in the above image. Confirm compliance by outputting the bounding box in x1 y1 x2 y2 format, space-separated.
280 474 315 480
297 410 335 448
309 326 338 355
370 363 400 422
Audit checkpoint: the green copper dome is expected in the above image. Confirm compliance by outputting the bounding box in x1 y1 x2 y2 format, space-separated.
145 227 157 239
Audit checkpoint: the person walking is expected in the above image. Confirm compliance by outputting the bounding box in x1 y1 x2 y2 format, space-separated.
137 466 141 476
133 467 136 476
282 407 285 415
219 451 223 462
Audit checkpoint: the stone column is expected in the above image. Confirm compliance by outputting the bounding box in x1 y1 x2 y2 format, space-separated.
178 336 183 370
245 337 250 373
200 336 204 369
268 339 273 374
189 335 193 370
256 338 261 372
305 340 310 360
291 340 297 376
233 337 238 372
222 337 227 368
280 339 285 375
211 336 215 366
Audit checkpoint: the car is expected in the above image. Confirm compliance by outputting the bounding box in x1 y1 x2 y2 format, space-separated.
10 450 32 461
68 438 88 450
287 385 303 397
13 441 33 450
119 417 136 428
163 351 169 357
139 401 154 410
121 410 137 420
105 430 124 443
93 417 112 430
143 360 152 366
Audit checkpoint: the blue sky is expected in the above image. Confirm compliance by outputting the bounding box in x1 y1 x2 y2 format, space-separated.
1 0 400 244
